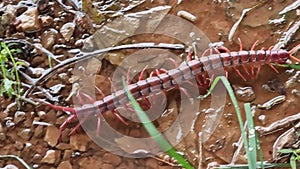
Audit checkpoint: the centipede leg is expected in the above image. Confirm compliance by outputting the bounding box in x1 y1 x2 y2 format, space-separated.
256 64 262 78
238 37 243 51
178 86 192 100
250 40 260 78
68 114 90 136
233 67 247 81
59 114 77 136
42 101 75 114
95 86 105 98
165 58 179 68
96 115 101 134
268 63 279 74
112 110 128 125
110 75 141 113
237 38 251 78
138 66 149 81
187 48 194 61
76 91 95 104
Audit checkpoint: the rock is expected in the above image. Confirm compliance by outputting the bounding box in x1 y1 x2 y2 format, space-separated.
129 128 141 137
104 52 125 65
60 22 75 42
78 157 102 169
31 56 45 67
1 5 17 25
28 67 45 78
145 158 158 169
5 118 15 129
17 128 33 140
103 153 122 166
0 133 6 141
63 150 73 160
33 125 44 138
56 143 72 150
57 160 73 169
102 164 114 169
1 164 19 169
15 7 42 33
44 125 60 147
41 28 58 49
40 15 53 27
37 111 46 119
69 134 90 151
15 141 24 150
116 163 128 169
58 73 70 84
32 154 42 163
85 58 102 74
14 111 26 124
37 0 49 13
41 149 60 164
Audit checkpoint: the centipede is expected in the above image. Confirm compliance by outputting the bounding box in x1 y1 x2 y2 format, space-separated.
40 43 300 135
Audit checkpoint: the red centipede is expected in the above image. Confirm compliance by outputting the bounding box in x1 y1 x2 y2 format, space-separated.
41 43 300 134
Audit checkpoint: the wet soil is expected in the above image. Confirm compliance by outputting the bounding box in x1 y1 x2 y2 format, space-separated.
0 0 300 169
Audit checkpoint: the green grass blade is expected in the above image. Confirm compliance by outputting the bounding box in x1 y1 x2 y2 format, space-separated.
122 76 194 169
273 63 300 69
198 76 248 157
216 162 299 169
290 155 297 169
256 127 264 169
1 42 22 96
47 54 52 68
244 103 257 169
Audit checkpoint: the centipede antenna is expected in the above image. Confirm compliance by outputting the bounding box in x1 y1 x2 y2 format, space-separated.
95 85 105 98
126 66 132 85
237 38 243 51
289 44 300 63
37 99 76 114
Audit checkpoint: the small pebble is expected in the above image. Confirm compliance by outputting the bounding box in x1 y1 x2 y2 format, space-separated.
14 111 26 124
44 125 60 147
78 156 102 169
102 164 114 169
69 134 90 151
1 164 19 169
32 154 42 163
5 120 15 128
33 125 45 138
17 128 33 140
0 133 6 141
41 149 60 164
103 153 122 166
258 115 266 125
57 160 73 169
15 141 24 150
37 111 46 119
177 10 197 22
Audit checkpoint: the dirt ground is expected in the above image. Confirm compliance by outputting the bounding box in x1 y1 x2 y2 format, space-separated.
0 0 300 169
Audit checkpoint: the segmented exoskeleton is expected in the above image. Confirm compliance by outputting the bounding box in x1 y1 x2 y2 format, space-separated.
42 44 300 134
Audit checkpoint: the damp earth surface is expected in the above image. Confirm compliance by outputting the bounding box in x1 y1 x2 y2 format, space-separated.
0 0 300 169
